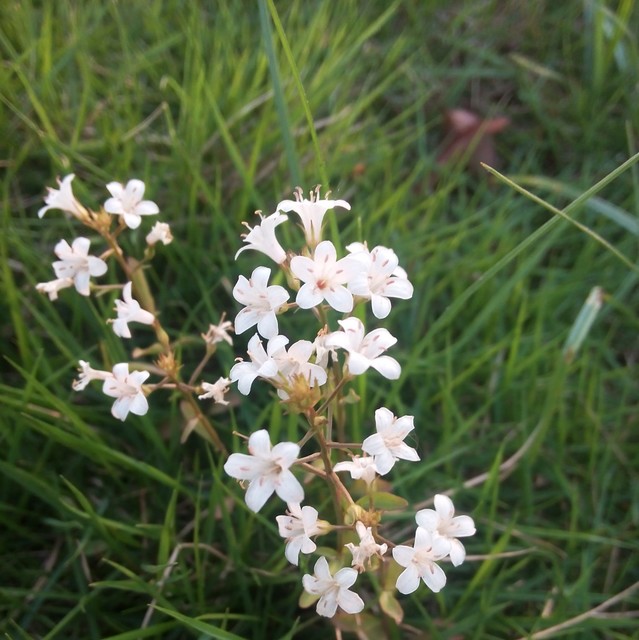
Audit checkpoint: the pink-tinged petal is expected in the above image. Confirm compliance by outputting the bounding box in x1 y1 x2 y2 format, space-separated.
316 593 338 618
421 562 447 593
123 212 141 229
135 200 159 215
271 441 300 466
371 294 392 319
415 508 440 531
450 515 476 537
248 429 272 457
324 286 354 313
369 355 401 379
395 565 420 595
274 470 304 504
245 476 275 512
334 567 358 589
449 539 467 567
384 278 414 299
392 545 415 567
337 589 364 614
128 393 149 416
111 396 131 421
345 352 371 375
434 494 455 520
234 307 261 334
290 255 315 281
224 452 261 481
296 283 324 309
313 240 337 262
256 312 278 339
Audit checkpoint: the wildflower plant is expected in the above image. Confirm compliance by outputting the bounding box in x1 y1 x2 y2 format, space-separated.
35 176 476 626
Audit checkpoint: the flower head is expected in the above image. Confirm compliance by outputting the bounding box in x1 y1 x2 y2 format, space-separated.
326 317 400 379
333 455 379 486
272 339 327 399
302 556 364 618
52 237 108 296
110 282 155 338
198 377 231 405
235 211 288 264
38 174 88 220
276 186 350 247
229 334 287 395
290 240 360 313
361 407 420 475
415 494 476 566
201 316 234 347
233 266 289 339
223 429 303 512
345 521 388 571
145 221 173 246
102 363 150 421
392 527 451 595
276 503 328 566
104 179 159 229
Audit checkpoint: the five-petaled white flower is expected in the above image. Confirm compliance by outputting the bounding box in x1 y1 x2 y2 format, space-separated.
145 221 173 246
52 237 108 296
198 376 231 405
276 186 350 247
345 521 388 571
290 240 360 313
72 360 111 391
36 277 74 301
235 211 288 264
110 282 155 338
302 556 365 618
223 429 303 512
233 266 290 339
326 317 400 379
361 407 420 475
415 494 476 566
102 363 150 421
229 334 287 395
333 455 379 486
347 244 414 319
38 174 88 220
104 179 159 229
276 503 328 566
392 527 451 595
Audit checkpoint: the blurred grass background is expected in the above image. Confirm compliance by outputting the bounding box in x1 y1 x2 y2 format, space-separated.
1 1 638 638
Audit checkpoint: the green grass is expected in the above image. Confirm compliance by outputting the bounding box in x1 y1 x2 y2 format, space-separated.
2 1 639 638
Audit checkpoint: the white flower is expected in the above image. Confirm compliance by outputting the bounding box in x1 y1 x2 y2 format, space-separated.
290 240 360 313
345 521 388 571
229 334 287 395
276 186 350 247
38 174 88 219
415 494 476 566
233 266 289 339
325 317 401 379
110 282 155 338
392 527 451 595
235 211 288 264
302 556 365 618
333 455 379 486
276 503 327 566
104 179 159 229
223 429 303 512
71 360 111 391
102 363 150 421
51 237 108 296
145 221 173 246
347 244 414 319
36 277 74 301
201 316 234 346
362 407 420 475
198 377 231 405
272 339 327 398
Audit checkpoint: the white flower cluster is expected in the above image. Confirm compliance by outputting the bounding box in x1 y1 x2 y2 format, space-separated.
222 187 475 618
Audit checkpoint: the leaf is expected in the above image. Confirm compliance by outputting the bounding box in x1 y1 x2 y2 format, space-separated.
356 492 408 511
379 590 404 624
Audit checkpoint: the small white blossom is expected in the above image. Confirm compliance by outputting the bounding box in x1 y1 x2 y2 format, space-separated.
51 237 108 296
276 503 327 566
276 186 350 247
235 211 288 264
326 317 401 379
145 221 173 246
302 556 365 618
229 334 287 395
415 494 476 566
347 244 414 319
272 339 327 399
36 277 74 301
362 407 420 475
198 377 231 405
333 455 379 486
392 527 451 595
223 429 303 512
104 179 159 229
110 282 155 338
102 363 150 421
345 521 388 571
201 316 234 346
233 266 289 339
290 240 360 313
38 174 88 219
72 360 111 391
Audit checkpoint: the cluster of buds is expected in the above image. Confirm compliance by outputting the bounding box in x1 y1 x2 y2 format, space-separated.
223 186 476 620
